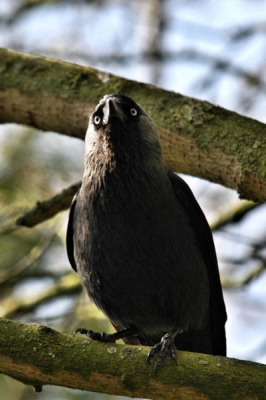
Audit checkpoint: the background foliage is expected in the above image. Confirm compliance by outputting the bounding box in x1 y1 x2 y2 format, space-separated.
1 0 266 399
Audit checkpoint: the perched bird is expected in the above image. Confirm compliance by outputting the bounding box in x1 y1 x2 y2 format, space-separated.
67 94 227 372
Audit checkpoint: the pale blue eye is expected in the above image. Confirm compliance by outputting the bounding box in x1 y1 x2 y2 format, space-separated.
130 108 137 116
94 115 101 125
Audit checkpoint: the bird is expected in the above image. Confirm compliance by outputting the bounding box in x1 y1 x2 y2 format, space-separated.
66 93 227 373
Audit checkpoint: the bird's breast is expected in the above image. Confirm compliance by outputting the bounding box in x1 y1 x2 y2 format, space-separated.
73 175 210 333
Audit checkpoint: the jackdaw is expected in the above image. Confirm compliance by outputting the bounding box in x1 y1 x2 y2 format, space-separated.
67 93 227 372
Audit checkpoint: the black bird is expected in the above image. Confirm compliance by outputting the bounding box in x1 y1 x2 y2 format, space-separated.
67 94 227 372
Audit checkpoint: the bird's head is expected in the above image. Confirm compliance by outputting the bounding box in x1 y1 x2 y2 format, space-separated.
85 94 164 173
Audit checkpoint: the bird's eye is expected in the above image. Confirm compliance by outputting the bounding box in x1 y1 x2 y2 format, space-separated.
94 115 101 125
130 108 138 116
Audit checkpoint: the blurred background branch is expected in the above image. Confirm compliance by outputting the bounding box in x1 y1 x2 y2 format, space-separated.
16 181 82 227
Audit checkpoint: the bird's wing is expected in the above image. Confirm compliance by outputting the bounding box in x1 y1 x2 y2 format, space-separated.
66 191 79 272
168 171 227 356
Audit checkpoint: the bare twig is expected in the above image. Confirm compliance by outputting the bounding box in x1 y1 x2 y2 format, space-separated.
16 181 81 227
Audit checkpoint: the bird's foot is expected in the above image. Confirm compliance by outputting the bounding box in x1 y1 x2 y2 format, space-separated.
148 333 177 375
74 328 116 342
74 326 139 343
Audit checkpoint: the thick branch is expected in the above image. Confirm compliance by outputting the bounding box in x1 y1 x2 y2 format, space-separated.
1 48 266 201
0 319 266 399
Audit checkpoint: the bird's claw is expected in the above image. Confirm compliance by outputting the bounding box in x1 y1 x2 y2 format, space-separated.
148 333 177 375
74 327 89 336
74 328 115 342
147 341 162 364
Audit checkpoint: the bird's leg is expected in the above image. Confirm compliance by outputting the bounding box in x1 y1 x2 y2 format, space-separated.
74 326 139 343
148 328 182 375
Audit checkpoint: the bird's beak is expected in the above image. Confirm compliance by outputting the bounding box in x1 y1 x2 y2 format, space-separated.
102 99 126 125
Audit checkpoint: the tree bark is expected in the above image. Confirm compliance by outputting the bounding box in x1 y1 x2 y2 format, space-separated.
0 318 266 399
0 48 266 202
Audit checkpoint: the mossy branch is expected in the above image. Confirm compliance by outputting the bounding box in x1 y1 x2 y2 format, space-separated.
0 318 266 399
0 48 266 202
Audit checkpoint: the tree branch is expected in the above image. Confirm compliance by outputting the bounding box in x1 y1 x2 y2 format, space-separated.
0 318 266 399
16 181 81 227
210 200 258 231
0 272 81 318
1 47 266 201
